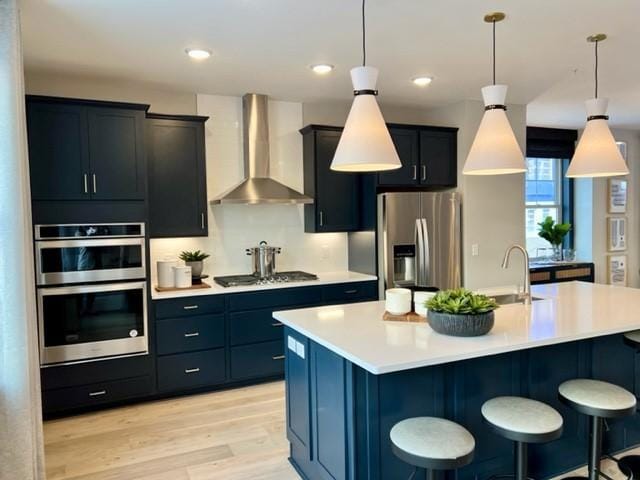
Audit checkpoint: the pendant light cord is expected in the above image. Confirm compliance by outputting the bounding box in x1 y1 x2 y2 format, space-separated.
492 19 496 85
361 0 367 66
594 39 599 98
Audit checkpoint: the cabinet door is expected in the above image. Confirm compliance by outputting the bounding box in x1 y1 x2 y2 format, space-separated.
87 107 146 200
27 102 90 200
312 130 360 232
147 118 208 237
377 128 419 186
419 129 457 187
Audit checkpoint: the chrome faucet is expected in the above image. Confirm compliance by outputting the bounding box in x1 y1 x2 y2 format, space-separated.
501 244 531 305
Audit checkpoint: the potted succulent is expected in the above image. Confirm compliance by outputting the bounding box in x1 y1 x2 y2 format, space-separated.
426 288 499 337
537 216 571 261
179 250 210 278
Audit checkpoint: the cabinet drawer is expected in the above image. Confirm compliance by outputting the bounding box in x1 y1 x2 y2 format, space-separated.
228 286 322 312
230 309 284 346
155 295 225 319
157 349 225 392
156 314 225 355
231 340 285 380
322 281 377 304
43 375 153 413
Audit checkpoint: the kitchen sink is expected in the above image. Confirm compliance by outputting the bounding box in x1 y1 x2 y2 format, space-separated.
491 293 543 305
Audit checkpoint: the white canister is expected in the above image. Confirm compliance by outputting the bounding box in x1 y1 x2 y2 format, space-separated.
173 266 192 289
385 288 412 315
157 260 178 288
414 291 436 317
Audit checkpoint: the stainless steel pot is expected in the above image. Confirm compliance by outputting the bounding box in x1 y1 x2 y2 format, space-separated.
246 241 282 278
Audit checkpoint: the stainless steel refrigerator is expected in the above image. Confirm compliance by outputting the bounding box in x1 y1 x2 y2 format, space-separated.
377 192 461 296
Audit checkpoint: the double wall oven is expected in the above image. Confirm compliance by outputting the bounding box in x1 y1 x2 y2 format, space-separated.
35 223 148 366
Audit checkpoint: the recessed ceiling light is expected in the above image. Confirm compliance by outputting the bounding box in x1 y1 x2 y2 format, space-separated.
310 64 334 75
185 48 212 60
412 76 433 87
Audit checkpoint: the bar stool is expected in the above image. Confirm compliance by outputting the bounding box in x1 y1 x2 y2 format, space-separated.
559 378 637 480
390 417 475 479
482 396 563 480
616 330 640 477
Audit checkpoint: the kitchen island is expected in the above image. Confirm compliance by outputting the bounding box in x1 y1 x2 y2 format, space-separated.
274 282 640 480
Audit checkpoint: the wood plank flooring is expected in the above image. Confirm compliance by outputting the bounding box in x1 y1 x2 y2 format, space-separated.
44 380 640 479
44 381 299 480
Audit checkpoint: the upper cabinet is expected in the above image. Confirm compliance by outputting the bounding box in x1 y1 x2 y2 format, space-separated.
377 125 458 188
146 114 209 238
302 127 361 233
26 96 148 202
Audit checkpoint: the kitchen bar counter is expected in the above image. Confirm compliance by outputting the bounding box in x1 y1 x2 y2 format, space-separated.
150 270 377 299
274 281 640 374
279 281 640 480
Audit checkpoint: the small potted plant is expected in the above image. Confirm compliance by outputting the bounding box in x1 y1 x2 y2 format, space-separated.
426 288 499 337
537 216 571 261
179 250 210 278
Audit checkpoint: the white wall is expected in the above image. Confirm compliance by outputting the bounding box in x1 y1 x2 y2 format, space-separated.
574 129 640 287
149 95 348 281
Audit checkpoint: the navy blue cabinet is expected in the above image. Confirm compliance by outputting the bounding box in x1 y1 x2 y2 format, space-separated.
157 349 226 392
377 127 420 186
156 314 225 355
26 96 148 202
302 127 361 233
147 114 209 238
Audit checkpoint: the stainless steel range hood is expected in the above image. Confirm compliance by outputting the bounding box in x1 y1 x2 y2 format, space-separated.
211 94 313 205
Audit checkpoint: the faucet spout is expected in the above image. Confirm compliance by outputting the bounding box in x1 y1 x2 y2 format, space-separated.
501 244 531 305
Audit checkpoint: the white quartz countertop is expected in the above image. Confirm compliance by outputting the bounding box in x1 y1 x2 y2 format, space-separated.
273 282 640 375
151 271 377 300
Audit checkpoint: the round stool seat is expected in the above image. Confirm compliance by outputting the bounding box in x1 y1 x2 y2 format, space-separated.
624 330 640 348
481 396 563 443
559 379 636 418
390 417 475 470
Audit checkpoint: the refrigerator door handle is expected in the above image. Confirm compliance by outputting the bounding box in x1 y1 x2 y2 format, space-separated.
421 218 430 286
415 218 427 286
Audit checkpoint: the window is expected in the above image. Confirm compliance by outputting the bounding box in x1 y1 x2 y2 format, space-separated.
525 157 564 258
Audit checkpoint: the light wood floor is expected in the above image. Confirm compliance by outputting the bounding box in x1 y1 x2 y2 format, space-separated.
44 381 300 480
44 380 640 479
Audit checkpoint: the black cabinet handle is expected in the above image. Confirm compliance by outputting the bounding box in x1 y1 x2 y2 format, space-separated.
344 289 358 294
201 213 205 230
83 174 88 194
271 322 284 327
183 305 199 310
89 390 106 397
422 165 427 181
319 211 324 226
184 368 200 374
412 165 417 180
184 332 200 337
92 174 97 193
272 355 285 361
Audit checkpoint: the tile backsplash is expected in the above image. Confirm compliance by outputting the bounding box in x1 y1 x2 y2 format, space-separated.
149 94 348 282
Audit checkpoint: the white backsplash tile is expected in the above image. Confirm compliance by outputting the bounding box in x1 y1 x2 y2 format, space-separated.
149 94 348 282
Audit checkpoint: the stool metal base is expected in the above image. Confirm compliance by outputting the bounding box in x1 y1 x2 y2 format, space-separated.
618 454 640 478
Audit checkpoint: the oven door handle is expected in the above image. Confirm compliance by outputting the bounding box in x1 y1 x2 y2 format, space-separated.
35 237 145 249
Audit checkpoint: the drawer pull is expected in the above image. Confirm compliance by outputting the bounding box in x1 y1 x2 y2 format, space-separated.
184 332 200 337
185 368 201 374
344 289 358 294
89 390 107 397
272 355 285 361
183 305 199 310
271 322 284 327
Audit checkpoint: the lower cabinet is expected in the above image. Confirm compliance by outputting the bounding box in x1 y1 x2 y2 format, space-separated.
230 340 285 380
157 349 226 392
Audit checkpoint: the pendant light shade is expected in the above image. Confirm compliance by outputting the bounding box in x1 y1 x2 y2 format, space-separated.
463 12 526 176
463 85 526 175
331 67 401 172
566 35 629 178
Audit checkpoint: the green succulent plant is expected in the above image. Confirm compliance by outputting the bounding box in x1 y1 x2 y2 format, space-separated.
179 250 210 262
537 216 571 247
426 288 499 315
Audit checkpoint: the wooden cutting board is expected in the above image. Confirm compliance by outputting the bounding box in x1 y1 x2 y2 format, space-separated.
154 281 212 292
383 311 425 323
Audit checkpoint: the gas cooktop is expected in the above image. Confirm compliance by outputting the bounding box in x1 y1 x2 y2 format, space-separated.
214 271 318 288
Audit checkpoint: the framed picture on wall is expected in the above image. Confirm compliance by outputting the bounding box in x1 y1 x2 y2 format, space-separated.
608 255 628 286
608 179 628 213
607 217 627 251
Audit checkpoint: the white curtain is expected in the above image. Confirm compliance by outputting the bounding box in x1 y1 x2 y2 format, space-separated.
0 0 46 479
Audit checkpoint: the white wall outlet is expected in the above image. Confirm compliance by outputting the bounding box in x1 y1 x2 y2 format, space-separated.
471 244 479 257
321 245 330 260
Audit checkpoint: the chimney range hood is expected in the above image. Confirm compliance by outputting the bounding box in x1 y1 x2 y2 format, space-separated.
211 94 313 205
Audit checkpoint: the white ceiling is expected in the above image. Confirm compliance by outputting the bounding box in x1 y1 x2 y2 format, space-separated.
19 0 640 128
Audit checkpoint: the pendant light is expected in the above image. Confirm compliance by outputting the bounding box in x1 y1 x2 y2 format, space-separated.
330 0 401 172
463 12 526 176
566 34 629 178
